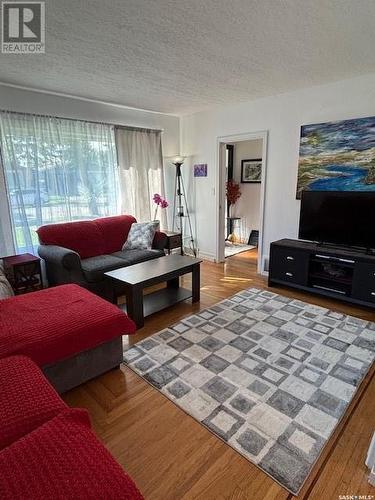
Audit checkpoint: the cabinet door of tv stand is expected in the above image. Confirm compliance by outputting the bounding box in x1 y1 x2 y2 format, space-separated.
352 262 375 304
269 244 309 286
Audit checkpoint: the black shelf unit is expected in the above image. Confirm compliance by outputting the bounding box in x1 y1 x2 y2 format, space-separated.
268 238 375 309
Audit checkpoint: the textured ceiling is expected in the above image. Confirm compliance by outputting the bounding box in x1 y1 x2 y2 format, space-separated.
1 0 375 115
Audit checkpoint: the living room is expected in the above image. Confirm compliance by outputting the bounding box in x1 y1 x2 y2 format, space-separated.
0 1 375 499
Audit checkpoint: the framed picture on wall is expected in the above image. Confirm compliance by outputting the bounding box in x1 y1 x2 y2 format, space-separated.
241 158 262 183
194 163 207 177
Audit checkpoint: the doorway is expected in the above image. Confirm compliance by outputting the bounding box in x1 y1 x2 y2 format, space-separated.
216 132 268 274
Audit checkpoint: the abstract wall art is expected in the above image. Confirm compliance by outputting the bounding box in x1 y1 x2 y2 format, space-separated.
296 115 375 199
194 163 207 177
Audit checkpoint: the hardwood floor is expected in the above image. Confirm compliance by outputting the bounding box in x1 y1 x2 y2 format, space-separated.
63 249 375 499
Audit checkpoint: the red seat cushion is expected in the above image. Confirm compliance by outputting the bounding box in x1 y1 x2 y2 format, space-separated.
0 408 144 500
0 284 136 366
0 355 67 450
95 215 136 254
37 220 107 259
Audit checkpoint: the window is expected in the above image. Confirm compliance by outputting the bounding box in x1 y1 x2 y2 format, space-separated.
0 112 119 253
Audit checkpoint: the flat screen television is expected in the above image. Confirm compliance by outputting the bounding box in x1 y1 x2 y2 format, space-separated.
299 191 375 249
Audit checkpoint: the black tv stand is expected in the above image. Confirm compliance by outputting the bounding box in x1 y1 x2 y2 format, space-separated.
268 239 375 309
314 240 375 255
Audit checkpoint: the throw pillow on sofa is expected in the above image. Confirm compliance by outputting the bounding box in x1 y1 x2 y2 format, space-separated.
122 222 158 250
0 261 14 300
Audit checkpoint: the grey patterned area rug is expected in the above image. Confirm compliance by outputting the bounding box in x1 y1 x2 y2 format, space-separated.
123 288 375 494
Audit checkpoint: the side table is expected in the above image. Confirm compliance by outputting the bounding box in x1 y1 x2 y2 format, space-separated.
2 253 43 294
164 231 183 255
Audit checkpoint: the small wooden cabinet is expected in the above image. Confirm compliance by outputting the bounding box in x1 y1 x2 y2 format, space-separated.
164 231 183 255
269 239 375 309
3 253 43 295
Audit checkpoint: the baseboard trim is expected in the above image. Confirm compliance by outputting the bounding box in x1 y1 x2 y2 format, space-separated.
197 250 216 262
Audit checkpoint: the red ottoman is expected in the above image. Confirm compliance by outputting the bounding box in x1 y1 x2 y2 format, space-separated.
0 284 136 392
0 408 144 500
0 355 67 450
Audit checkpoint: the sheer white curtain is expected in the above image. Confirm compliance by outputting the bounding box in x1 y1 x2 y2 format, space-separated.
0 112 119 253
0 158 14 256
115 127 167 228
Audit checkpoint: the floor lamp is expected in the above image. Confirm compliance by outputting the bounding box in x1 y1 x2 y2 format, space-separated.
172 156 197 257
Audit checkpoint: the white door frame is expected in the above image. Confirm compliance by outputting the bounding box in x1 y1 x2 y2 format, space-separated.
215 130 268 274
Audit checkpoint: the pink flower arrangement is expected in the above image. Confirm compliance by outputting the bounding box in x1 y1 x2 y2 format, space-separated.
153 193 169 220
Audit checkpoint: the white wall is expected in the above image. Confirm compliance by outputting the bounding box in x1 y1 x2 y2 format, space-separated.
0 85 180 255
3 73 375 262
181 73 375 268
231 139 262 242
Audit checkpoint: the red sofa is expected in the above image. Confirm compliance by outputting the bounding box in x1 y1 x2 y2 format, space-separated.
0 355 143 499
0 283 136 393
37 215 168 299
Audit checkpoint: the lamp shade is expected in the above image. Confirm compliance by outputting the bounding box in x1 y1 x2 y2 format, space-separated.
172 155 186 164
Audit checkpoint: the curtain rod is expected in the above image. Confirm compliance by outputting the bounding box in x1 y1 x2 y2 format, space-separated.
0 109 164 133
114 124 163 133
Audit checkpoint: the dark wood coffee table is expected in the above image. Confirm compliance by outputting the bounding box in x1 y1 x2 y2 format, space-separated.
105 255 202 329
